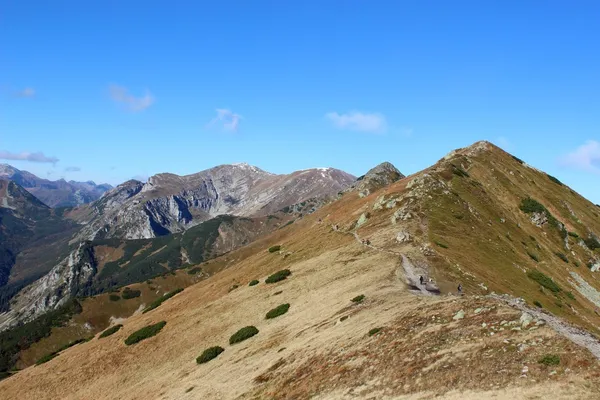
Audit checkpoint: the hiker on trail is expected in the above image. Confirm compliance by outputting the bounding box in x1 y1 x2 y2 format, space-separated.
420 276 424 285
366 239 371 245
458 283 463 295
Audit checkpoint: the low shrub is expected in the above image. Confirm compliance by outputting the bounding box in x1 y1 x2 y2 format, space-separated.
229 284 239 292
584 237 600 250
142 288 183 313
121 287 141 300
35 352 59 366
268 245 281 253
533 300 543 308
109 294 120 301
434 240 448 249
187 267 202 275
527 270 561 293
568 231 579 238
266 304 290 319
527 251 539 262
547 174 563 185
273 290 283 296
249 280 259 286
538 354 560 366
451 164 470 178
566 291 576 301
124 321 167 345
196 346 224 364
368 327 382 336
229 326 259 345
511 155 524 164
265 269 291 284
99 324 123 339
555 252 569 263
520 197 546 214
351 295 365 303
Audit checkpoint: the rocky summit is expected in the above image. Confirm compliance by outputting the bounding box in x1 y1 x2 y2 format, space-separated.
1 141 600 400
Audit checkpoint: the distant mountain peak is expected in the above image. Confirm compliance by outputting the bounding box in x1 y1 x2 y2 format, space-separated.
347 161 405 197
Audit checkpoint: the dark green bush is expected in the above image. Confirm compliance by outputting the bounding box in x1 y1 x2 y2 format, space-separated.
527 251 539 262
121 287 141 300
351 295 365 303
568 231 579 238
265 269 291 284
584 237 600 250
547 174 563 185
196 346 224 364
99 324 123 339
538 354 560 366
249 280 259 286
555 252 569 263
520 198 546 214
35 352 59 366
566 291 576 301
273 290 283 296
109 294 120 301
451 164 469 178
142 288 183 313
124 321 167 345
527 270 561 293
533 300 543 308
368 327 382 336
266 304 290 319
229 326 259 345
511 155 524 164
0 371 11 380
187 267 202 275
268 245 281 253
228 284 239 292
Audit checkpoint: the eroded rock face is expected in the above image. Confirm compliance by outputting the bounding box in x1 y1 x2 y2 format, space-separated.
396 230 411 243
0 243 95 331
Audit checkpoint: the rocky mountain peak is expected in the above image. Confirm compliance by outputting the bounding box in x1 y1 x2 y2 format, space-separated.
347 161 405 197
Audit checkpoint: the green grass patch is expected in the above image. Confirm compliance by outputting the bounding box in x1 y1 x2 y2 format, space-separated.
527 270 562 293
533 300 543 308
196 346 224 364
520 197 546 214
121 287 141 300
142 288 183 313
584 237 600 250
268 245 281 253
538 354 560 366
229 326 259 345
351 294 365 303
124 321 167 345
249 280 259 286
187 267 202 275
109 294 120 301
99 324 123 339
368 327 382 336
35 352 59 366
265 269 291 284
547 174 563 186
266 304 290 319
568 231 579 238
566 291 576 301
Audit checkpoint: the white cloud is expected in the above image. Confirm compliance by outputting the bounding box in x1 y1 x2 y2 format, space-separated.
109 84 155 112
560 140 600 174
325 111 387 133
65 166 81 172
15 87 35 98
0 150 58 164
208 108 242 132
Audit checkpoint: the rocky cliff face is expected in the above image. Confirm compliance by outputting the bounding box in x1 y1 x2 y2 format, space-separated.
345 162 405 197
72 164 355 240
0 164 112 207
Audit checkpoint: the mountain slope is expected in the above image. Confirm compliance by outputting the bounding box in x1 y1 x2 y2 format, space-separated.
0 180 79 312
0 164 112 207
69 164 356 240
2 141 600 398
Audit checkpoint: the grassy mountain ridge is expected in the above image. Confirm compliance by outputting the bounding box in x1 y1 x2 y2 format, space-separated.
2 141 600 398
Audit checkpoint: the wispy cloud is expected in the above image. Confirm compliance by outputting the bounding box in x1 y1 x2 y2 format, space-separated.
0 150 59 164
207 108 242 131
560 140 600 174
64 166 81 172
15 87 35 98
325 111 387 133
109 84 155 112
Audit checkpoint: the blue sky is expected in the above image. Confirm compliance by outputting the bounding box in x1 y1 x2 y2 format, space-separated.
1 1 599 203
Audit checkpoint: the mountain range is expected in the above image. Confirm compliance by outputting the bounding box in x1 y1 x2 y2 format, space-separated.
1 142 599 399
0 164 112 208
